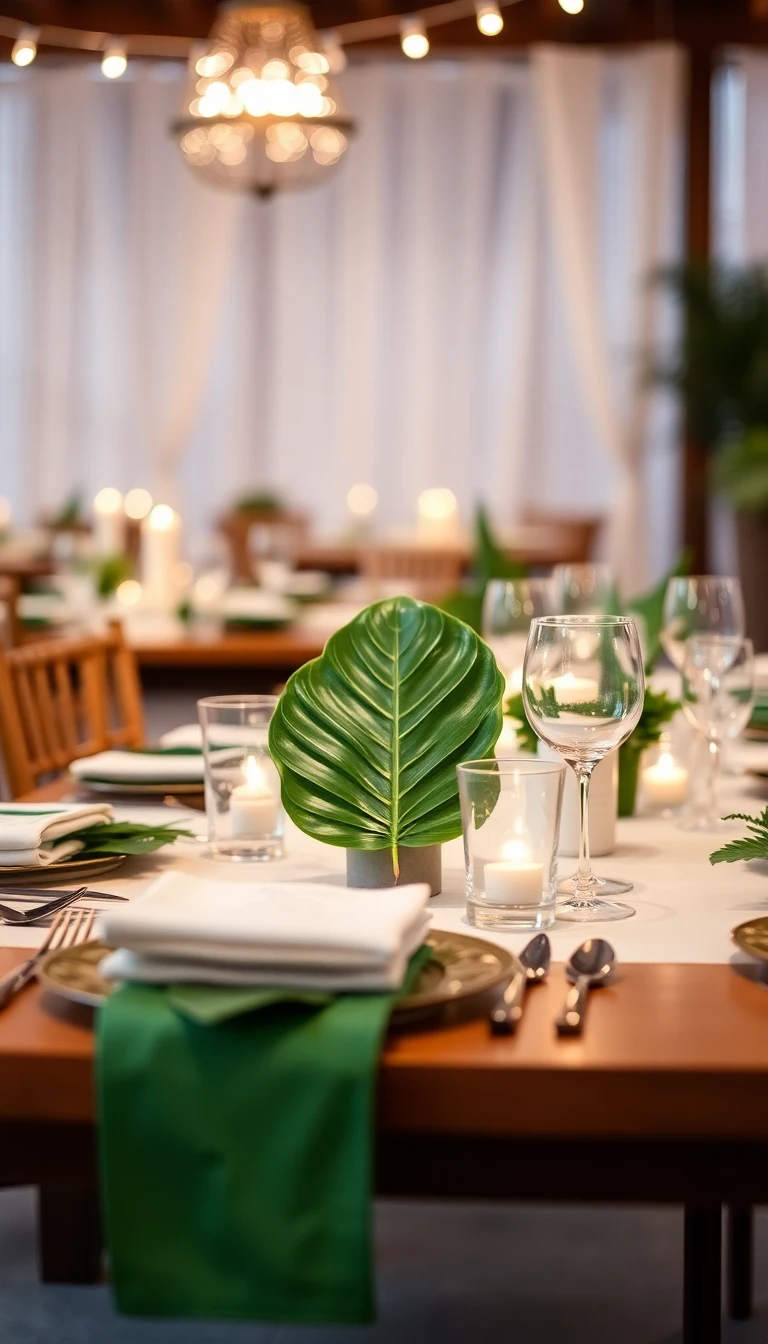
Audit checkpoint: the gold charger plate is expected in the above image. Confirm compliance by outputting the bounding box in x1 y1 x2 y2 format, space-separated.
0 853 127 884
37 930 515 1024
732 916 768 963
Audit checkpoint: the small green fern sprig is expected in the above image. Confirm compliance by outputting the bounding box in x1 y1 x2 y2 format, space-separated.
710 809 768 865
70 821 194 857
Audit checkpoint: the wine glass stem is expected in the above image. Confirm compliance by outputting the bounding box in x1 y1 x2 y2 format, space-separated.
704 738 720 819
575 764 594 898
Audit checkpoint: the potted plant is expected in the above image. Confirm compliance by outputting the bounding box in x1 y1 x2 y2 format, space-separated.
268 596 505 894
652 262 768 650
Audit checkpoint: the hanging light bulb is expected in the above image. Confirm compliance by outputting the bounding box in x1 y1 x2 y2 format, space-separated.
101 41 128 79
558 0 585 11
475 2 504 36
173 3 355 196
400 16 429 58
11 26 39 67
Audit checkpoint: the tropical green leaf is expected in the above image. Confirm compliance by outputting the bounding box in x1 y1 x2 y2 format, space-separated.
709 808 768 864
268 597 505 865
475 505 526 585
625 549 691 672
70 821 193 856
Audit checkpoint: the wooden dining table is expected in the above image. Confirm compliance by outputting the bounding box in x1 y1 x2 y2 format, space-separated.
2 776 768 1344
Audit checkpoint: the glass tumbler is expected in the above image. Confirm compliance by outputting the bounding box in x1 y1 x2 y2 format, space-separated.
198 695 284 860
457 758 565 931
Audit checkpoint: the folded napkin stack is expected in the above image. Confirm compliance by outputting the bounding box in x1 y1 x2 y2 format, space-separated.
0 802 114 866
70 749 204 786
99 871 431 990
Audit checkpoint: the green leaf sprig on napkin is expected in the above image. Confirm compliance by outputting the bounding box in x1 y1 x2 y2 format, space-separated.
710 809 768 864
69 822 193 857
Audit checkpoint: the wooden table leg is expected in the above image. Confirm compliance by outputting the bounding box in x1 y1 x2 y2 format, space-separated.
37 1186 103 1284
726 1204 753 1321
684 1205 722 1344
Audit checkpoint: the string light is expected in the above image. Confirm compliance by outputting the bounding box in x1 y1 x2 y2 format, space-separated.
475 2 504 35
558 0 584 11
400 15 429 58
101 41 128 79
11 25 38 66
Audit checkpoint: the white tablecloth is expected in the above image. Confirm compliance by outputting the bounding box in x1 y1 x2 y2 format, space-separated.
3 770 768 966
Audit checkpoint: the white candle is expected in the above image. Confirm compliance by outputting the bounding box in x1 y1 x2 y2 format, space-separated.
549 672 600 705
484 839 544 906
93 488 126 555
230 755 279 839
141 504 181 611
642 752 689 812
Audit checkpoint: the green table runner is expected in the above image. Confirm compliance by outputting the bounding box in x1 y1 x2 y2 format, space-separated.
96 951 427 1324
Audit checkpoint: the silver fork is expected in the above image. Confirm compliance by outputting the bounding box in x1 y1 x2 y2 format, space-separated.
0 907 96 1011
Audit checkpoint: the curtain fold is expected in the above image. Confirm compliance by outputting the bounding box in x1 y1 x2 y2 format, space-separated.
531 44 684 593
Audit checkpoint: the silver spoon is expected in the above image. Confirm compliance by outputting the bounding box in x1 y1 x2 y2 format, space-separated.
556 938 616 1038
490 933 551 1036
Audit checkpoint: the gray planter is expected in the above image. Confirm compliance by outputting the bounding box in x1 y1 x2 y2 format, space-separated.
346 845 442 896
736 510 768 653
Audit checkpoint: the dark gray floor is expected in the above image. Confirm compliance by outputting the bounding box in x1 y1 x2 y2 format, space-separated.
1 1188 766 1344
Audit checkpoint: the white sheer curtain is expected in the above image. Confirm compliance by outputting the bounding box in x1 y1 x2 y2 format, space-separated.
531 45 684 592
0 54 683 584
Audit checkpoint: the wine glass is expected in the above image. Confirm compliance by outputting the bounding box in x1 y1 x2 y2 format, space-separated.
550 563 617 616
523 615 645 921
680 635 755 831
661 576 745 670
482 579 550 695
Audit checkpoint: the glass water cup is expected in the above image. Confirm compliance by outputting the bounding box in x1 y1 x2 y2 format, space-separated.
198 695 284 861
457 758 565 931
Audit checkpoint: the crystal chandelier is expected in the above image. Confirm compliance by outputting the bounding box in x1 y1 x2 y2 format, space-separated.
173 3 355 197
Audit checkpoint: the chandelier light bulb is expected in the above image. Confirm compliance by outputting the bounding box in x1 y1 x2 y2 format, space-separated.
11 26 39 67
558 0 585 11
400 16 429 59
475 2 504 36
101 42 128 79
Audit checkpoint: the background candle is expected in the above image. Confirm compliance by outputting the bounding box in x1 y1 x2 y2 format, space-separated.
230 755 279 838
642 752 689 812
484 839 544 906
93 487 125 555
141 504 180 610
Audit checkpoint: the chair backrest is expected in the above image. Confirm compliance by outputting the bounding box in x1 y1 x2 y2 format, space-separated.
0 576 21 648
0 621 144 797
360 544 464 603
219 510 310 582
520 509 603 564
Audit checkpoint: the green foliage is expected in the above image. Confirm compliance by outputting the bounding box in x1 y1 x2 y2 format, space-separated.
625 550 692 672
234 492 285 514
52 491 84 528
71 821 193 857
651 263 768 450
629 686 680 752
438 505 527 635
93 553 133 599
269 596 505 866
713 427 768 512
710 809 768 865
503 692 538 754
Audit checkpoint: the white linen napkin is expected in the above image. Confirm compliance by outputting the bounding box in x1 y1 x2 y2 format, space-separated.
160 724 269 750
70 751 205 784
0 803 113 867
98 871 432 991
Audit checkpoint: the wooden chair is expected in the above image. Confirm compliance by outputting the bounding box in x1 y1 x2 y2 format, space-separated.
521 509 603 564
0 621 144 797
0 575 21 648
219 509 311 582
360 544 464 603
